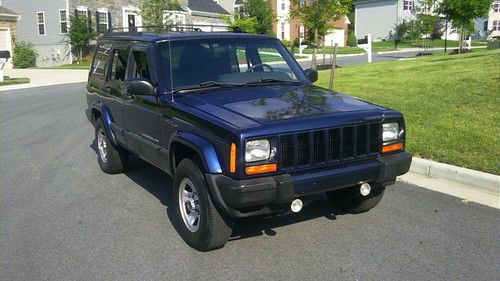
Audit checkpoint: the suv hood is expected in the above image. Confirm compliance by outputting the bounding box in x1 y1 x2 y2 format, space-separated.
176 85 386 128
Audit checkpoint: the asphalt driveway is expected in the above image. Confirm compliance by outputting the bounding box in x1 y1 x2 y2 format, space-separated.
1 83 498 280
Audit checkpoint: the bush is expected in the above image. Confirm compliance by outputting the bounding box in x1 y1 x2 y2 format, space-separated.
280 39 291 47
12 41 38 68
347 32 358 47
293 38 300 47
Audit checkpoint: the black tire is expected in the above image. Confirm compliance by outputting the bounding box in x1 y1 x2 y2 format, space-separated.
173 158 233 251
95 118 128 174
326 184 385 214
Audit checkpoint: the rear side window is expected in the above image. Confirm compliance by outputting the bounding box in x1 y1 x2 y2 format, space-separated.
110 49 129 81
92 43 112 77
130 51 151 80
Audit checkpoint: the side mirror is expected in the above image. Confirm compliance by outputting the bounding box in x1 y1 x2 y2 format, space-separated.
304 68 318 83
127 78 155 96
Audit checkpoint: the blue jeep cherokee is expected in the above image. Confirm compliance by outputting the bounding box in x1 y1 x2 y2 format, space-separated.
85 27 411 251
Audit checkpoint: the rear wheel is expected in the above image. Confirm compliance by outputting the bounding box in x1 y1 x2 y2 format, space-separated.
95 119 128 174
173 158 233 251
326 184 385 214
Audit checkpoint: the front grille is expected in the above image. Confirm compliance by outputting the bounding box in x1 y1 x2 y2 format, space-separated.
279 123 381 169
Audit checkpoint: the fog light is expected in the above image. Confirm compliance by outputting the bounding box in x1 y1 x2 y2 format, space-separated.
291 199 303 213
360 183 371 196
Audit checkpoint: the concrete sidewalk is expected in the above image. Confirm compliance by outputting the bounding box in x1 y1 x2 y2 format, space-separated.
1 69 88 91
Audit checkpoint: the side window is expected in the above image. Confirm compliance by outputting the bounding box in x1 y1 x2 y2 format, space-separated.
92 43 112 77
110 49 129 81
130 50 151 80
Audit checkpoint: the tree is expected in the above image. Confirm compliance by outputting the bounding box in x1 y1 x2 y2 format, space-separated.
222 15 258 33
68 15 96 62
290 0 352 68
237 0 275 35
141 0 179 27
439 0 493 53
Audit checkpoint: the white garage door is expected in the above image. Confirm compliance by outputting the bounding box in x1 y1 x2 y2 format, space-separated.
0 28 13 69
324 29 345 47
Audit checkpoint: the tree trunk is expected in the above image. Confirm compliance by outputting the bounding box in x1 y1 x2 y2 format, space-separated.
458 26 463 54
79 47 83 62
311 28 318 69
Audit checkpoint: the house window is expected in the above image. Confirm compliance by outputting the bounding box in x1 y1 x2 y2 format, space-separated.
37 12 46 35
494 4 500 13
281 1 285 10
77 9 87 18
494 21 500 31
403 1 414 11
484 21 488 32
281 23 285 39
59 10 68 34
97 11 108 33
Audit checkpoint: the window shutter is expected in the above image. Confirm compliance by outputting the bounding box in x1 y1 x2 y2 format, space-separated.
87 10 92 32
95 11 100 32
107 11 112 31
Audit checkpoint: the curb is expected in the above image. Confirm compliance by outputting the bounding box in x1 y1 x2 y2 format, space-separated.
377 46 487 55
410 157 499 195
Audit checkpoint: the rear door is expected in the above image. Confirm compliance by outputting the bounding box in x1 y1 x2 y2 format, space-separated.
123 44 163 167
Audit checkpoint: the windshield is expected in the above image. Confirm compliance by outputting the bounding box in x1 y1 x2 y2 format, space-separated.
158 38 308 91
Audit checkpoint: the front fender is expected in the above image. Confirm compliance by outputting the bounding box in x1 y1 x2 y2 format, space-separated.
171 132 223 174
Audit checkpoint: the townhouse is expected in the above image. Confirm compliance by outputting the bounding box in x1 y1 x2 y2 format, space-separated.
1 0 232 67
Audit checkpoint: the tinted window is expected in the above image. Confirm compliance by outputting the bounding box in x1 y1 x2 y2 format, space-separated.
110 49 128 81
159 38 306 89
92 43 112 77
130 51 151 80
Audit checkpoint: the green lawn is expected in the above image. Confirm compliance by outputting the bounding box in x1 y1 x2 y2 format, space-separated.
372 39 488 52
0 77 30 86
303 46 366 55
40 61 91 69
300 40 488 55
315 49 500 175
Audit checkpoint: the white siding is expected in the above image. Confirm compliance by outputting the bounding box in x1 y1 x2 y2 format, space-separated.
355 0 398 40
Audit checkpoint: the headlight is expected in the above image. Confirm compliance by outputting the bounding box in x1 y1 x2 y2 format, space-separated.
382 122 399 142
245 139 271 162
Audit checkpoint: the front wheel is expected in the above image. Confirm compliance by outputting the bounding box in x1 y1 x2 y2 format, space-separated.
326 184 385 214
173 158 233 251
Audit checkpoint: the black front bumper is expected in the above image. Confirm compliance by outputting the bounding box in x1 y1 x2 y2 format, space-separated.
206 152 412 218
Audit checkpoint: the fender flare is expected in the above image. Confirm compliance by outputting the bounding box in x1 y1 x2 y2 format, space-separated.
92 103 117 145
170 132 223 174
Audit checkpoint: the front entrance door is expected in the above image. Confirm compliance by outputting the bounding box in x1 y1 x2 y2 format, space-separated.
128 14 136 29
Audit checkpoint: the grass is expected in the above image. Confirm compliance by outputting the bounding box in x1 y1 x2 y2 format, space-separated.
372 39 488 52
40 61 91 69
303 46 366 55
299 40 488 55
0 77 30 86
315 49 500 175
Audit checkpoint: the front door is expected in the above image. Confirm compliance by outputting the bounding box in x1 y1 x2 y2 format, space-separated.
128 14 136 29
123 46 163 167
105 45 130 144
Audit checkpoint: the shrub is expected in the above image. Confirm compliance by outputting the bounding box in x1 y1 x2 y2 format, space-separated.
280 39 291 47
347 32 358 47
293 37 300 47
12 41 38 68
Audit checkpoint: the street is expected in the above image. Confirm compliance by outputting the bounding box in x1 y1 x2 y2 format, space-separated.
296 49 444 69
0 83 498 280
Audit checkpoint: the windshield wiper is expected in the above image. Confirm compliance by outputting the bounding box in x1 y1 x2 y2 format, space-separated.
174 81 243 93
244 78 302 86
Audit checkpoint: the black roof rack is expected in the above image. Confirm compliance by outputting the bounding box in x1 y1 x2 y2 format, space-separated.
105 24 244 35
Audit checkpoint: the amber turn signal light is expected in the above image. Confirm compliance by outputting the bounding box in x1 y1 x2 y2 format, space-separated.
382 142 404 153
245 164 277 175
230 143 236 173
